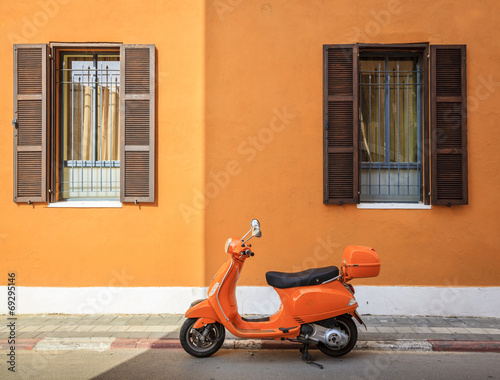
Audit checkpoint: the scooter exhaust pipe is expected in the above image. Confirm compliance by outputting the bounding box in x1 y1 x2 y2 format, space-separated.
299 323 349 348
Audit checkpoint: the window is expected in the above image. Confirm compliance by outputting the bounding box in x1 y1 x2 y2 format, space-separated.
12 43 156 204
323 44 468 206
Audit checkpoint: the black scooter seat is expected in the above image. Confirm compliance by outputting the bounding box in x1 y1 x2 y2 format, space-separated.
265 266 339 289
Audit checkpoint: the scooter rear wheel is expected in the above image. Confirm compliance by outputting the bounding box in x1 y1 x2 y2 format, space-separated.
180 318 225 358
316 314 358 357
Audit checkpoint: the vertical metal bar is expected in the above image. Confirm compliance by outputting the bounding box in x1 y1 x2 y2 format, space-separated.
407 74 410 195
359 72 363 197
416 63 422 199
99 64 103 192
378 64 381 195
369 74 372 195
71 76 74 193
385 57 390 195
109 74 114 191
90 65 94 192
80 76 84 192
107 66 112 191
61 63 66 199
397 64 400 195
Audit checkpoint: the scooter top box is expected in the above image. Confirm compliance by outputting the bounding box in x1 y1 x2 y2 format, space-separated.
342 245 380 280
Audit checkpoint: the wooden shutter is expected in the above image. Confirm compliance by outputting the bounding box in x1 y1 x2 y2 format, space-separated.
431 45 468 205
323 45 359 204
120 44 155 203
13 44 48 203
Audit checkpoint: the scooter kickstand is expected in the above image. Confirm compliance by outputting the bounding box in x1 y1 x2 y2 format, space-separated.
300 342 324 370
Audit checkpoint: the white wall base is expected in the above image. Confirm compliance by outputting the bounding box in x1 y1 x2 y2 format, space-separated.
1 286 499 317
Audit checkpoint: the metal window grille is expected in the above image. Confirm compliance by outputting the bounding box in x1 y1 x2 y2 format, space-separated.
359 56 423 203
57 54 120 200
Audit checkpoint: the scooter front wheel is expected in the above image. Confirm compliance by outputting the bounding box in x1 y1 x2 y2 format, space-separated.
180 318 225 358
316 314 358 357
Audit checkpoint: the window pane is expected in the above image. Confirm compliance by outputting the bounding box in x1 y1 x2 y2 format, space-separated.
58 52 120 200
359 54 423 203
360 58 385 163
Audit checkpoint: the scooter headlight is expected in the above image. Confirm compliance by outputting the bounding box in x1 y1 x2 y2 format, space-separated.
225 238 232 253
348 298 357 306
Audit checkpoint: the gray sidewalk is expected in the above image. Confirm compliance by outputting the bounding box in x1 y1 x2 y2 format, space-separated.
2 314 499 342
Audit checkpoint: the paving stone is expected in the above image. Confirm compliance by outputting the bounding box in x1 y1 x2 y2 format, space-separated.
87 331 116 338
17 325 40 332
147 332 170 339
161 326 180 333
37 325 60 332
108 326 130 332
484 328 500 335
91 325 112 332
111 316 133 325
126 326 148 332
376 327 397 333
73 325 94 332
55 325 79 332
394 327 415 334
465 327 489 334
430 327 451 334
412 327 433 334
447 327 469 334
144 326 164 332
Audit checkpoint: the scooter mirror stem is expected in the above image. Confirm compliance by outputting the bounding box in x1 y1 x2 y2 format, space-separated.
242 233 256 244
241 228 252 241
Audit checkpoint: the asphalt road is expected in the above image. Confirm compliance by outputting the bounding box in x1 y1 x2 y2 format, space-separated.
4 349 500 380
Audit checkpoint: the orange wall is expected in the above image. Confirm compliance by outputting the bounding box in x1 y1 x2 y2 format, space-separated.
1 0 500 289
203 0 500 287
1 0 207 287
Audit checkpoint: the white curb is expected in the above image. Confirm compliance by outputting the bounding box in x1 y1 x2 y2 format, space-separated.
35 337 116 352
355 340 433 351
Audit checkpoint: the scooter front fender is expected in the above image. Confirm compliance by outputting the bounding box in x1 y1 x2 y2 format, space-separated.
185 299 221 328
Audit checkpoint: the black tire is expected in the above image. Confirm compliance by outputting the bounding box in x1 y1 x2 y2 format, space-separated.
316 314 358 357
179 318 225 358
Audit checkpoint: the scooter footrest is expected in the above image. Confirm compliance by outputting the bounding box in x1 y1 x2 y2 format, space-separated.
279 326 296 334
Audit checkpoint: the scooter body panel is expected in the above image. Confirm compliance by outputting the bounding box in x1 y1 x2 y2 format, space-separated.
275 280 356 323
185 299 220 325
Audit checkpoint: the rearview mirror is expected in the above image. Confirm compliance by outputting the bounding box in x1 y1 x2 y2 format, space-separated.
251 219 262 238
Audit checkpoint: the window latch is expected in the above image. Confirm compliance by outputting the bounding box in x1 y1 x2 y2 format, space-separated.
12 118 18 129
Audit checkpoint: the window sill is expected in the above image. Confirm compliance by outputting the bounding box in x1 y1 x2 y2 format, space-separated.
47 201 122 208
357 203 431 210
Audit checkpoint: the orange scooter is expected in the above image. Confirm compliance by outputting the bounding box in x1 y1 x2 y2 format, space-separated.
180 219 380 366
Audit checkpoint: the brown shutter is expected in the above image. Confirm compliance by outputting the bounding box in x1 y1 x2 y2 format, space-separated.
13 44 48 203
120 44 155 203
323 45 359 204
431 45 468 205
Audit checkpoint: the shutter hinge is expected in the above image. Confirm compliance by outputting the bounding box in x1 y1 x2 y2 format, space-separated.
12 119 18 129
324 119 328 130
